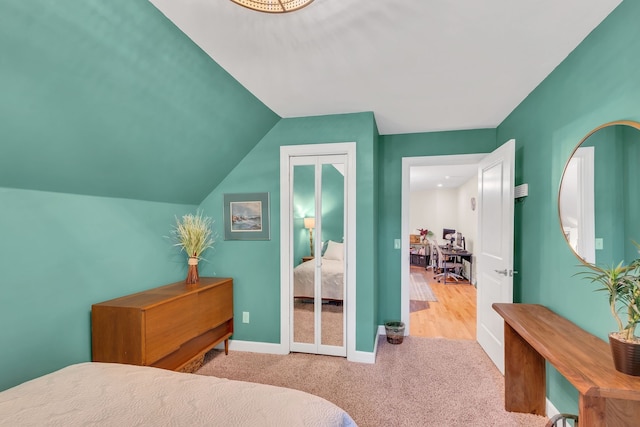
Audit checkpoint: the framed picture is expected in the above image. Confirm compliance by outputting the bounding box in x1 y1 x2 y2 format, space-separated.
223 192 270 240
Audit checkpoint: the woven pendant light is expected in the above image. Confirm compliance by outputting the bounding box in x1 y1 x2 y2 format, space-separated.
230 0 314 13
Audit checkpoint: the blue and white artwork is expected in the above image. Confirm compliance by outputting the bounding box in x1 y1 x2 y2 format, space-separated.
230 201 262 232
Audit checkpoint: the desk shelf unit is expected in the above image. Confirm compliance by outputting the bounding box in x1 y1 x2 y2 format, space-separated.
410 243 429 267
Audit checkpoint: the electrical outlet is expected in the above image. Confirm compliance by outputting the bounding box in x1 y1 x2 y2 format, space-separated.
242 311 250 323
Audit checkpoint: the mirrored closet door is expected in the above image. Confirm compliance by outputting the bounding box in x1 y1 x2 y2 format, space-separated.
290 155 346 356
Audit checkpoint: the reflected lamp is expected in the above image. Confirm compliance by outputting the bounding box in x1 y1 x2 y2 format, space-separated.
304 217 315 257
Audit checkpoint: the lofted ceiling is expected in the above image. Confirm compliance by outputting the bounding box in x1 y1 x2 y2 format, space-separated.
149 0 621 135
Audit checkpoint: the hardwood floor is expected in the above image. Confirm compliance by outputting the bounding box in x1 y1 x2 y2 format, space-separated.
409 266 477 340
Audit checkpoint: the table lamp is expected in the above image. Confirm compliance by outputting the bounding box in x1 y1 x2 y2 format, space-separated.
304 217 315 256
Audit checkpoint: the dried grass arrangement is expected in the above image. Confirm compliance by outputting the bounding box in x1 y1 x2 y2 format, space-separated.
169 211 215 285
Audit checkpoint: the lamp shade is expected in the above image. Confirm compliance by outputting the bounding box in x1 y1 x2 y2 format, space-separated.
304 217 315 229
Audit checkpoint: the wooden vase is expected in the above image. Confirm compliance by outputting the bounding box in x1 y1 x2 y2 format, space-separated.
609 333 640 376
186 257 199 286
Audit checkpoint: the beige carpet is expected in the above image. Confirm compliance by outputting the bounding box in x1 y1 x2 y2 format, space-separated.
197 337 548 427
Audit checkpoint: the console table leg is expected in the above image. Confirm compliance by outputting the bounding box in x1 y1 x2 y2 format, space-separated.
579 394 606 426
224 338 229 355
504 323 546 415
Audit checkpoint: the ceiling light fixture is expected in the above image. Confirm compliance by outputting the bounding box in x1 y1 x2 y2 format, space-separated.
230 0 314 13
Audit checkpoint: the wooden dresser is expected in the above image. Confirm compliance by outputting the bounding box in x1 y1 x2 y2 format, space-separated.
92 277 233 372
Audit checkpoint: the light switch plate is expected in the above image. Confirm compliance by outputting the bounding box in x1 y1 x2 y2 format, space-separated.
595 238 603 250
394 239 401 249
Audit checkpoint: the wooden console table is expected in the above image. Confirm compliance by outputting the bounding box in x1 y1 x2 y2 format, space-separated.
493 303 640 427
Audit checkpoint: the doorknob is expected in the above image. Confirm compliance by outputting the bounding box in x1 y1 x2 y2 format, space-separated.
494 269 508 276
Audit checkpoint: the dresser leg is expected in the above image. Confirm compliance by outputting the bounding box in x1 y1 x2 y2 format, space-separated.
224 338 229 355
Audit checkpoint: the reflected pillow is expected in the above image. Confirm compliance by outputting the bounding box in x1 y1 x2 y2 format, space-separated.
321 240 329 256
323 240 343 261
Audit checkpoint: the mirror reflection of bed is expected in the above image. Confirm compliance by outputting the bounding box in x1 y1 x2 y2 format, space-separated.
293 240 344 347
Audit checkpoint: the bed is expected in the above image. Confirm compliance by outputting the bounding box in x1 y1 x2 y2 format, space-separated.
294 241 344 301
0 362 357 426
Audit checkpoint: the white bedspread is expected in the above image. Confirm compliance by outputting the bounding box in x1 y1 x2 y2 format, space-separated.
294 258 344 300
0 362 357 427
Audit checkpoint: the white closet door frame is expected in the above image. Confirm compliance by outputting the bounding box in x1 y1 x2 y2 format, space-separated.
280 142 356 360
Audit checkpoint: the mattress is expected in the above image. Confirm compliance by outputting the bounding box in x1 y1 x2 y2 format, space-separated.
294 257 344 300
0 362 357 427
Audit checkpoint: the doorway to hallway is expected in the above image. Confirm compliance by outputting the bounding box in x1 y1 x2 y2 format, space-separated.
409 265 476 339
402 153 485 336
401 140 515 374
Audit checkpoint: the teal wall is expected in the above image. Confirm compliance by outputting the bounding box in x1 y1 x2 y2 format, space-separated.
0 0 279 204
622 126 640 263
198 112 378 352
496 0 640 413
0 187 195 390
0 0 278 391
376 129 497 324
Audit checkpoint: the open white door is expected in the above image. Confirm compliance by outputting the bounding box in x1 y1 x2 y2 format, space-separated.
476 139 515 374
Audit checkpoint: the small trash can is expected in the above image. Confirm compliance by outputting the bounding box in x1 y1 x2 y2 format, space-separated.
384 321 405 344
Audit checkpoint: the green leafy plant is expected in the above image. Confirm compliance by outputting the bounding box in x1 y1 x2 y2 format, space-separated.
169 211 215 284
577 255 640 343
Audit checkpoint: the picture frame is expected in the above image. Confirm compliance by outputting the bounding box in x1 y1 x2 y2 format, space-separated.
223 192 270 240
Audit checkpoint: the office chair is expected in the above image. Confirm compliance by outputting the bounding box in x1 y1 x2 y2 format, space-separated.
426 242 438 272
434 244 464 283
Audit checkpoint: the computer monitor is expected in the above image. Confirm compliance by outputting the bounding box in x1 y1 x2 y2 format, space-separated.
442 228 455 240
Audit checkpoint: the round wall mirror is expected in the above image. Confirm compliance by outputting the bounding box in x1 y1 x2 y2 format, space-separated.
558 120 640 266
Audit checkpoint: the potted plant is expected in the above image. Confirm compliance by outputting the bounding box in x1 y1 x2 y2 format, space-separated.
577 256 640 376
418 228 434 243
169 211 215 286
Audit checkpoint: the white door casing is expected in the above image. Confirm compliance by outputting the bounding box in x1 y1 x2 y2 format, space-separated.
476 139 515 374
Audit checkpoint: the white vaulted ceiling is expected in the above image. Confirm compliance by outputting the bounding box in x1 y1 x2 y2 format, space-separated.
149 0 621 135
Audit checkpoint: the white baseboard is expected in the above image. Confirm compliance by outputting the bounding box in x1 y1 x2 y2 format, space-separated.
215 338 378 363
348 333 379 364
214 340 288 354
546 398 560 419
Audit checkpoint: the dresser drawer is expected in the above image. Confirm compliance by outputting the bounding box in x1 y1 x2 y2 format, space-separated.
197 281 233 334
144 294 197 364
